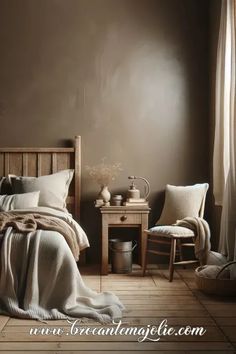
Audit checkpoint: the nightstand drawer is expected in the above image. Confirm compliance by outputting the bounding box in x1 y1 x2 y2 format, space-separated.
107 213 141 225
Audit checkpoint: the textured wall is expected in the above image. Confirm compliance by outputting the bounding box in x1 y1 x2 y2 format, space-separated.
0 0 210 262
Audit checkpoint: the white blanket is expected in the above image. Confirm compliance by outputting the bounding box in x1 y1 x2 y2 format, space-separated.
0 208 124 323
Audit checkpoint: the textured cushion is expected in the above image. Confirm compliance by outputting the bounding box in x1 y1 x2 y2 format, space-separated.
206 251 227 265
11 169 74 211
148 225 195 238
157 183 209 225
197 265 230 279
0 191 40 211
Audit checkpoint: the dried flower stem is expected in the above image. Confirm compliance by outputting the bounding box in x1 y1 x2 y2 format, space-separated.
86 158 122 186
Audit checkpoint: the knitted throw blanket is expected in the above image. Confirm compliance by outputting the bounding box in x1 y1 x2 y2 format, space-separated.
0 211 124 323
175 216 211 265
0 212 79 260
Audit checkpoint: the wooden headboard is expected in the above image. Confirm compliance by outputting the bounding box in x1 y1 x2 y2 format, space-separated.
0 135 81 220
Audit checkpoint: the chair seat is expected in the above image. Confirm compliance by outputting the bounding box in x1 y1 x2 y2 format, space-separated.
147 225 195 238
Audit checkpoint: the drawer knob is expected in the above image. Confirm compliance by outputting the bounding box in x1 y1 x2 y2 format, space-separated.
120 215 127 221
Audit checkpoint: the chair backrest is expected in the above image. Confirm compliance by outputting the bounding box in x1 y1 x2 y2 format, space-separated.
156 183 209 225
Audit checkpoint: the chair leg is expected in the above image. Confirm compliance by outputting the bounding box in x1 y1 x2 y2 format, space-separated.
142 232 148 276
177 239 185 269
169 238 176 282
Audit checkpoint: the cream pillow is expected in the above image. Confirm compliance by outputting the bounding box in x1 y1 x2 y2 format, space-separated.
197 265 230 279
156 183 209 225
0 191 40 211
11 169 74 211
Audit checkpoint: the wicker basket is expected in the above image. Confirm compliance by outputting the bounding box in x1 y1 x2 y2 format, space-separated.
195 261 236 296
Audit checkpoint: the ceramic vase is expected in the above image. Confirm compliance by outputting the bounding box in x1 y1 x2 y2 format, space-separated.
99 185 111 206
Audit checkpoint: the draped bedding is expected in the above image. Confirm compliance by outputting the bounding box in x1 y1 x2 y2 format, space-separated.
0 207 124 324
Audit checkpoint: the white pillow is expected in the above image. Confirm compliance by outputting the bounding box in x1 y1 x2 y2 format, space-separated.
157 183 209 225
0 191 40 211
11 169 74 211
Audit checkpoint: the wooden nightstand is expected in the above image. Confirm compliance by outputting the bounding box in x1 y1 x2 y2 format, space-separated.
100 206 150 275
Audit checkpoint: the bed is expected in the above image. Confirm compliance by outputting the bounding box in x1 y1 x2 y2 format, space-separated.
0 136 124 323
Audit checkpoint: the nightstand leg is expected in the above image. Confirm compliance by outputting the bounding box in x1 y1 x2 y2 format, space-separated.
142 232 148 276
141 214 149 270
101 220 109 275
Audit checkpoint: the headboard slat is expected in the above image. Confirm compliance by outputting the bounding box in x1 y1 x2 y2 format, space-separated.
22 153 28 176
37 153 42 177
4 153 10 175
0 136 81 220
52 153 57 173
74 136 81 219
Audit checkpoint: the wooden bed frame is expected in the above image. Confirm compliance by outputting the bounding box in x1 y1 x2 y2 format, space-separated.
0 135 81 220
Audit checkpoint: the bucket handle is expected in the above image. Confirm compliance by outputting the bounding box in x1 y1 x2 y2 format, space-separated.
109 240 137 253
216 261 236 279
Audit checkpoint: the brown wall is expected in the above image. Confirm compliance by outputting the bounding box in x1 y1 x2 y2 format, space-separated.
0 0 210 262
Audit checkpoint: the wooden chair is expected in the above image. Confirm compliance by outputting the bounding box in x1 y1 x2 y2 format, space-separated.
142 191 207 282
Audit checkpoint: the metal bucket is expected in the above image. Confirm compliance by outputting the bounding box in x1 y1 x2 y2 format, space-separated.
109 239 137 274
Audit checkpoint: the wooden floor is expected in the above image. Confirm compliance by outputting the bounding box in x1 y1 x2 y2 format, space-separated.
0 265 236 354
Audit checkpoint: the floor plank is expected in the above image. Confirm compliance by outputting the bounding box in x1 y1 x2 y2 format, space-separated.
7 316 216 326
215 317 236 326
126 304 204 310
0 266 235 352
220 326 236 342
0 316 9 331
0 341 233 351
1 352 234 354
121 298 200 304
123 309 209 317
1 325 225 342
